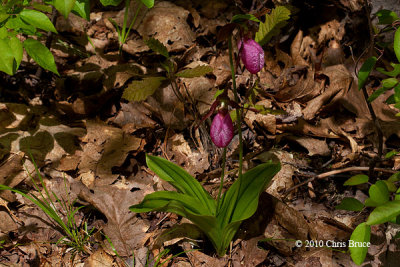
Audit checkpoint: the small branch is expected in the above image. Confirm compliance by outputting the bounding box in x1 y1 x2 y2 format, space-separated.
283 166 396 198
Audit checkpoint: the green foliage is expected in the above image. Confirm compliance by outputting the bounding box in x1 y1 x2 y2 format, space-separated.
376 9 399 25
24 38 59 75
349 223 371 265
366 200 400 225
130 155 280 256
255 6 291 46
394 27 400 63
123 37 213 102
0 0 90 76
231 14 260 24
358 56 377 90
53 0 76 19
335 198 364 211
122 76 166 101
176 65 213 78
0 156 95 255
344 174 369 186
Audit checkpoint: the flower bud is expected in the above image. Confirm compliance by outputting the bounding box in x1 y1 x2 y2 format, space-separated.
210 109 234 148
238 38 265 74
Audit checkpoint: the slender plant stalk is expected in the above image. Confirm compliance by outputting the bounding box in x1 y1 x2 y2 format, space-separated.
228 37 243 180
227 37 243 222
216 147 227 214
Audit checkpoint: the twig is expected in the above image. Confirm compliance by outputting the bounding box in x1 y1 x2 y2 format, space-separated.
283 166 396 198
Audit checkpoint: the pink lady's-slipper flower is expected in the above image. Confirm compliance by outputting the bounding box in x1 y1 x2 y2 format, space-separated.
238 38 265 74
210 109 234 148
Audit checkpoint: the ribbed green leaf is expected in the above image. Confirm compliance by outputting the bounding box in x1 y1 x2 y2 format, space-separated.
255 6 291 46
145 155 216 214
176 65 213 78
376 9 399 25
349 223 370 265
122 76 165 102
20 9 57 33
23 38 59 75
219 162 280 224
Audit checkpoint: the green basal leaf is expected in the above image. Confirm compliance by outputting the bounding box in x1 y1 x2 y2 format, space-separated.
72 0 90 20
122 76 165 102
335 197 364 211
145 155 216 214
219 162 281 224
130 191 213 216
0 38 15 75
255 6 291 46
358 57 377 90
99 0 123 6
394 83 400 103
377 63 400 77
376 9 399 25
176 65 213 78
368 180 389 206
138 0 154 9
231 14 260 23
53 0 76 19
344 174 369 186
349 223 370 265
389 172 400 183
23 38 59 75
366 200 400 225
144 38 169 58
20 9 57 33
395 27 400 63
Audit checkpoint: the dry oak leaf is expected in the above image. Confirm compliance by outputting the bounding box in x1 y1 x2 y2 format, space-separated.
72 182 151 257
78 120 142 186
137 1 195 52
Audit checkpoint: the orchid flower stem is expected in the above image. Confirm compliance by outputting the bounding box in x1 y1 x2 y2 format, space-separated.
227 37 243 222
228 38 243 181
216 147 227 214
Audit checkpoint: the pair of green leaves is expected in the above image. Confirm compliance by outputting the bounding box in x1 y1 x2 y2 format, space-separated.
130 155 280 256
122 38 213 102
337 174 400 265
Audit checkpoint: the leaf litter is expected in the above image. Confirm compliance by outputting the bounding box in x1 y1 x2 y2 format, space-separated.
1 0 400 266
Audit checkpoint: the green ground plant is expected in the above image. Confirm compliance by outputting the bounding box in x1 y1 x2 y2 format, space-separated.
0 155 96 258
129 9 291 256
0 0 90 76
101 0 154 55
336 9 400 265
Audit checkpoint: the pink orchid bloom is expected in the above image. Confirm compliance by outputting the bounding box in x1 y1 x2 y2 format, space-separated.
210 109 234 148
238 38 265 74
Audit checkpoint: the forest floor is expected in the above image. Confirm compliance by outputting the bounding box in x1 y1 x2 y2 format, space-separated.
1 0 400 266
